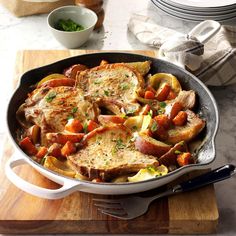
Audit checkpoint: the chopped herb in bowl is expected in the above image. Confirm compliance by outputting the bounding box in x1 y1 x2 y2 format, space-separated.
56 19 84 32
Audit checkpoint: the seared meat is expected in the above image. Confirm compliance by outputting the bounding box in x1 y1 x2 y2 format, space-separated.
76 64 144 114
166 110 205 144
175 90 196 109
19 86 99 145
68 125 159 181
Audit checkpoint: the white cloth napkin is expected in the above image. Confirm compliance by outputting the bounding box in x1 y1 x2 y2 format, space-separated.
128 14 236 86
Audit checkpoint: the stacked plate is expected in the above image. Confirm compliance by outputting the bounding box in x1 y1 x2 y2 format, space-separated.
151 0 236 22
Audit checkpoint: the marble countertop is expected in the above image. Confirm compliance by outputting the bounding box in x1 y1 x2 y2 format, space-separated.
0 0 235 235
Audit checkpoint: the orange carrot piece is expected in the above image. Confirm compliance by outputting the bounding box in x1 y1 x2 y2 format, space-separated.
154 114 171 129
19 137 37 156
167 90 177 100
177 152 192 166
65 119 83 133
61 141 76 156
156 83 171 101
39 78 75 88
172 111 188 126
169 102 183 120
36 146 48 159
47 133 84 144
87 120 99 132
146 85 156 94
48 143 63 158
144 90 155 99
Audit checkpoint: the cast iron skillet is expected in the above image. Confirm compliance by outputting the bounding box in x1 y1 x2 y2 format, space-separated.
6 52 219 199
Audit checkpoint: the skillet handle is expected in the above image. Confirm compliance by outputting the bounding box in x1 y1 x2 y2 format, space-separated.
5 154 81 199
178 164 236 192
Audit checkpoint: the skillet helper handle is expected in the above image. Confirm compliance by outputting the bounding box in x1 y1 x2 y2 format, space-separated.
187 20 221 44
5 154 81 199
179 164 236 192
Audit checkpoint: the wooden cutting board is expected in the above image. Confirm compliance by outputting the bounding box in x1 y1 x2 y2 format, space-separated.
0 50 219 234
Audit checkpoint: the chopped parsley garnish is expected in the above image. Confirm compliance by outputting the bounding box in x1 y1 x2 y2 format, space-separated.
40 157 46 165
120 113 128 119
174 150 182 155
157 108 165 115
104 90 109 96
159 102 167 108
120 83 129 90
132 125 138 131
94 79 101 85
56 19 84 32
71 107 78 113
150 121 158 132
115 138 126 149
147 166 156 173
67 114 74 120
45 91 57 102
148 110 153 117
83 122 88 133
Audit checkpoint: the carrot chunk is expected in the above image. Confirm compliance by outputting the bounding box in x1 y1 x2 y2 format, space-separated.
48 143 63 158
87 120 99 132
154 114 171 129
144 91 155 99
156 83 171 101
46 133 84 144
177 152 192 166
172 111 188 126
19 137 37 156
36 146 48 159
61 141 76 156
167 90 177 100
146 85 156 94
168 102 183 120
65 119 83 133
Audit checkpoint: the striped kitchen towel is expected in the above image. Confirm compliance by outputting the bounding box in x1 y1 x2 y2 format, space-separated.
128 14 236 86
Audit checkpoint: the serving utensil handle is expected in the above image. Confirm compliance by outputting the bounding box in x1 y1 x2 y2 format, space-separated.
177 164 235 192
5 153 81 199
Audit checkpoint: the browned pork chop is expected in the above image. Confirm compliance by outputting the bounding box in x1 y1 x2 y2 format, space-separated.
68 125 159 181
76 64 145 114
17 86 99 145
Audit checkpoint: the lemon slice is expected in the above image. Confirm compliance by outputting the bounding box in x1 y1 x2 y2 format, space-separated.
37 73 65 87
148 73 182 94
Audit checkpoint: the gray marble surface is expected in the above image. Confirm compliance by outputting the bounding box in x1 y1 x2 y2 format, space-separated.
0 0 235 235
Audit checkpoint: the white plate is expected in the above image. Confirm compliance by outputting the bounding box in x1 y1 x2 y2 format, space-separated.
161 0 236 11
166 0 236 8
157 0 236 16
152 0 236 21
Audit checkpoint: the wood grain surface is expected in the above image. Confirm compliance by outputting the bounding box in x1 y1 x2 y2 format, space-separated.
0 50 218 234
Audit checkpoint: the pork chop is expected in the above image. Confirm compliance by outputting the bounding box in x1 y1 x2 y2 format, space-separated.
68 125 159 181
76 64 145 114
19 86 99 145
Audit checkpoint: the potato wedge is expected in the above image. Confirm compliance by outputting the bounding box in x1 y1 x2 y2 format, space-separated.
135 132 171 158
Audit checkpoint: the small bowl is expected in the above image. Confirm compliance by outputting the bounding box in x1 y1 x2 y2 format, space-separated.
47 5 97 49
